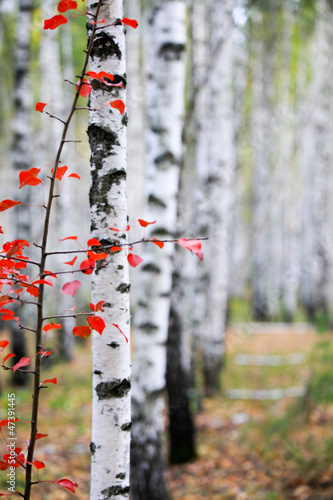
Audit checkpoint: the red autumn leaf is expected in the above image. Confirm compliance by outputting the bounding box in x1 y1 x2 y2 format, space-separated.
19 168 42 189
13 357 30 372
0 461 9 470
40 350 51 357
152 238 164 249
42 323 62 332
121 17 138 28
127 253 143 268
80 259 95 274
59 235 78 242
64 256 77 266
87 71 114 82
110 100 125 115
42 378 57 385
44 270 58 279
51 165 68 180
0 340 9 349
62 280 81 297
87 315 105 335
0 418 19 427
177 238 203 260
1 314 18 322
36 433 48 441
32 460 45 469
87 238 101 247
0 199 21 212
57 0 77 12
109 227 120 232
76 78 92 97
66 172 81 180
138 219 157 228
89 300 105 312
0 226 3 233
112 323 128 343
110 246 122 253
87 251 108 261
35 102 47 113
55 478 78 494
72 326 92 338
31 279 53 287
3 353 16 364
44 14 68 30
23 285 39 297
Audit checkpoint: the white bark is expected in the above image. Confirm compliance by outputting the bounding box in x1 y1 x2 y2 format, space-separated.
87 1 131 498
131 1 186 497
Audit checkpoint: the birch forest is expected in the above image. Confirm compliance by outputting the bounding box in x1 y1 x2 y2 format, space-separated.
1 0 333 499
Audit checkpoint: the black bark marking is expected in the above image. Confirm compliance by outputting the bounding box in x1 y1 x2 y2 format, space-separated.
94 370 103 376
107 342 120 349
95 378 131 400
159 42 185 61
116 283 130 293
148 194 167 209
139 322 158 334
90 442 96 455
154 151 176 166
101 485 130 497
121 422 132 431
116 473 125 480
90 32 122 60
88 124 119 170
142 263 160 274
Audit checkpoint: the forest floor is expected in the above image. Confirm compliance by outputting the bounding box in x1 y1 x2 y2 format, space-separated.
1 324 333 499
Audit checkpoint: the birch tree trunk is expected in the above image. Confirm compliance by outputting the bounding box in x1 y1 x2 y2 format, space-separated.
131 0 186 497
87 1 131 498
10 0 33 385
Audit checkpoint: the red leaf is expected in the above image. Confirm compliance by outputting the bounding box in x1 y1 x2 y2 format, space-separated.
87 71 114 82
44 270 58 279
59 235 78 242
121 17 138 28
55 478 78 494
51 165 68 180
40 350 51 357
57 0 77 12
89 300 105 312
33 460 45 470
1 314 18 322
42 378 57 385
87 238 101 247
0 340 9 349
177 238 203 261
0 226 3 234
0 461 9 470
31 279 53 287
35 102 47 113
3 353 16 364
13 357 30 372
127 253 143 268
64 256 77 266
80 259 95 274
66 172 81 180
110 246 122 253
43 323 62 332
109 226 120 232
110 100 125 115
72 326 92 338
76 78 92 97
138 219 157 228
152 238 164 249
87 251 108 261
112 323 128 343
62 280 81 297
19 168 42 189
44 14 68 30
36 433 48 441
0 199 21 212
87 316 105 335
0 418 19 427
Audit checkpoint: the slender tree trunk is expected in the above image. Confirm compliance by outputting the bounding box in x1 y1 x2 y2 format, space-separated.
10 0 33 385
131 0 186 497
87 1 131 498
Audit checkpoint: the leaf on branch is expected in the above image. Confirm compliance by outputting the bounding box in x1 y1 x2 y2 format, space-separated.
35 102 47 113
13 357 30 372
127 253 143 268
36 433 48 441
0 200 21 212
3 353 16 364
87 251 108 261
31 279 53 287
0 340 9 349
62 280 81 297
54 478 78 494
87 238 101 247
64 256 77 266
138 219 157 228
43 323 62 332
152 238 164 249
51 165 68 180
57 0 77 12
110 100 125 115
59 235 78 242
87 315 105 335
76 78 92 97
89 300 105 312
177 238 204 261
33 460 46 470
19 168 42 189
121 17 138 28
0 418 19 427
86 71 114 82
44 14 68 30
0 226 3 234
112 323 128 343
67 172 81 180
41 378 57 385
110 246 122 253
72 326 92 338
80 259 95 274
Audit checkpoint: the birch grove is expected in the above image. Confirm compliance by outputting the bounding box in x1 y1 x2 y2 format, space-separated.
87 1 131 498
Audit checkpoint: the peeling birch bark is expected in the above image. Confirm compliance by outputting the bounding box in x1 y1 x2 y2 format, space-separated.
87 1 131 498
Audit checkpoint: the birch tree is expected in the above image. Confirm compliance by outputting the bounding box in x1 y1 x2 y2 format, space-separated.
131 0 186 497
87 1 131 498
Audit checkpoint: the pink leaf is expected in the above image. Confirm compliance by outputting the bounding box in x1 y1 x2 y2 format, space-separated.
127 253 143 268
62 280 81 297
13 357 30 372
